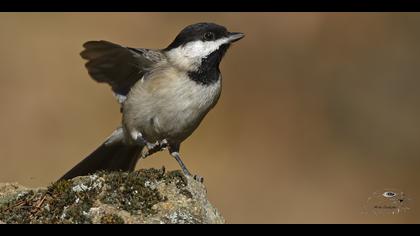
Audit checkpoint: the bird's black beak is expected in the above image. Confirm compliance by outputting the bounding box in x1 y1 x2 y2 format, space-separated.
227 32 245 43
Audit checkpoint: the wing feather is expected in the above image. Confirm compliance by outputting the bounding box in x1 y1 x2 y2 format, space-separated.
80 40 163 97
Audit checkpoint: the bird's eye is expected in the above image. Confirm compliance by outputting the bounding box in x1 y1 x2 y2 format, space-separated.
203 32 215 41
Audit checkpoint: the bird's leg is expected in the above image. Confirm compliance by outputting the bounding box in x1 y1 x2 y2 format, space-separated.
141 139 168 159
169 144 203 183
171 152 192 176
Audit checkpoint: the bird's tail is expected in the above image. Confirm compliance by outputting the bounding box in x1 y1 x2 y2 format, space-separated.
59 129 143 180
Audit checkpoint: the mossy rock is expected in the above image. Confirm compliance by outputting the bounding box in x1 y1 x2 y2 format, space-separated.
0 168 224 224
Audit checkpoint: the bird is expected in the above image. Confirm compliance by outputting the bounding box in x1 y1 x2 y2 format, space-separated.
59 22 244 181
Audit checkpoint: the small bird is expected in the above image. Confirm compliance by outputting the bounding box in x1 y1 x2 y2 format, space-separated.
60 22 244 181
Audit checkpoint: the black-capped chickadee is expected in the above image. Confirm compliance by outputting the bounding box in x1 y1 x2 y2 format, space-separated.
60 22 244 181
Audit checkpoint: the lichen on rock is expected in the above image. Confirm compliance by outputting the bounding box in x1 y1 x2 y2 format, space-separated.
0 168 224 224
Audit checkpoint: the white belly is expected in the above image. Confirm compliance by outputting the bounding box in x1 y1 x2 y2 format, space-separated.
123 67 221 144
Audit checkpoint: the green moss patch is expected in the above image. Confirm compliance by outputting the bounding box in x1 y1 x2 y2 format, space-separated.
165 170 192 199
99 168 166 215
0 178 97 224
100 214 125 224
0 168 194 224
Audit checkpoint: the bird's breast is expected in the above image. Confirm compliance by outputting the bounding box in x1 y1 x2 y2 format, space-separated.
123 66 222 143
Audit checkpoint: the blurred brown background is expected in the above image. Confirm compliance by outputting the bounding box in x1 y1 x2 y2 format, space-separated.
0 13 419 223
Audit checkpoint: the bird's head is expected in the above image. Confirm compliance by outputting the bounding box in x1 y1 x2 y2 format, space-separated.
164 22 244 72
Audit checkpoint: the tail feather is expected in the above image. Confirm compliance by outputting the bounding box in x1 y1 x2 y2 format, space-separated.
59 140 143 181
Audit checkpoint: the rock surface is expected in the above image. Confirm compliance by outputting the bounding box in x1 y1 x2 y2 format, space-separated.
0 168 224 224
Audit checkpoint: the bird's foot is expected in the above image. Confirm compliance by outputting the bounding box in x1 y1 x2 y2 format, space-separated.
192 174 204 183
141 139 168 159
169 149 204 183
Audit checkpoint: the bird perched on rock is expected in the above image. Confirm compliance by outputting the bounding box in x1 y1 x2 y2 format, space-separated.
60 22 244 181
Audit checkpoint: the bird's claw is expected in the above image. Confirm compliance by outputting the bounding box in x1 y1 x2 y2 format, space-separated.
193 175 204 183
141 139 168 159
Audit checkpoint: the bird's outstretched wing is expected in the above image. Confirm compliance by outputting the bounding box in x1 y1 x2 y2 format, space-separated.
80 40 163 100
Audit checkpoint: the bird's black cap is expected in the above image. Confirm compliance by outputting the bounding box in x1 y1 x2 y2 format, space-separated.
165 22 231 51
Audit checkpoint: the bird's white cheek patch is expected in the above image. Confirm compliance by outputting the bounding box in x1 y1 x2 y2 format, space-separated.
166 37 229 71
182 38 229 58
